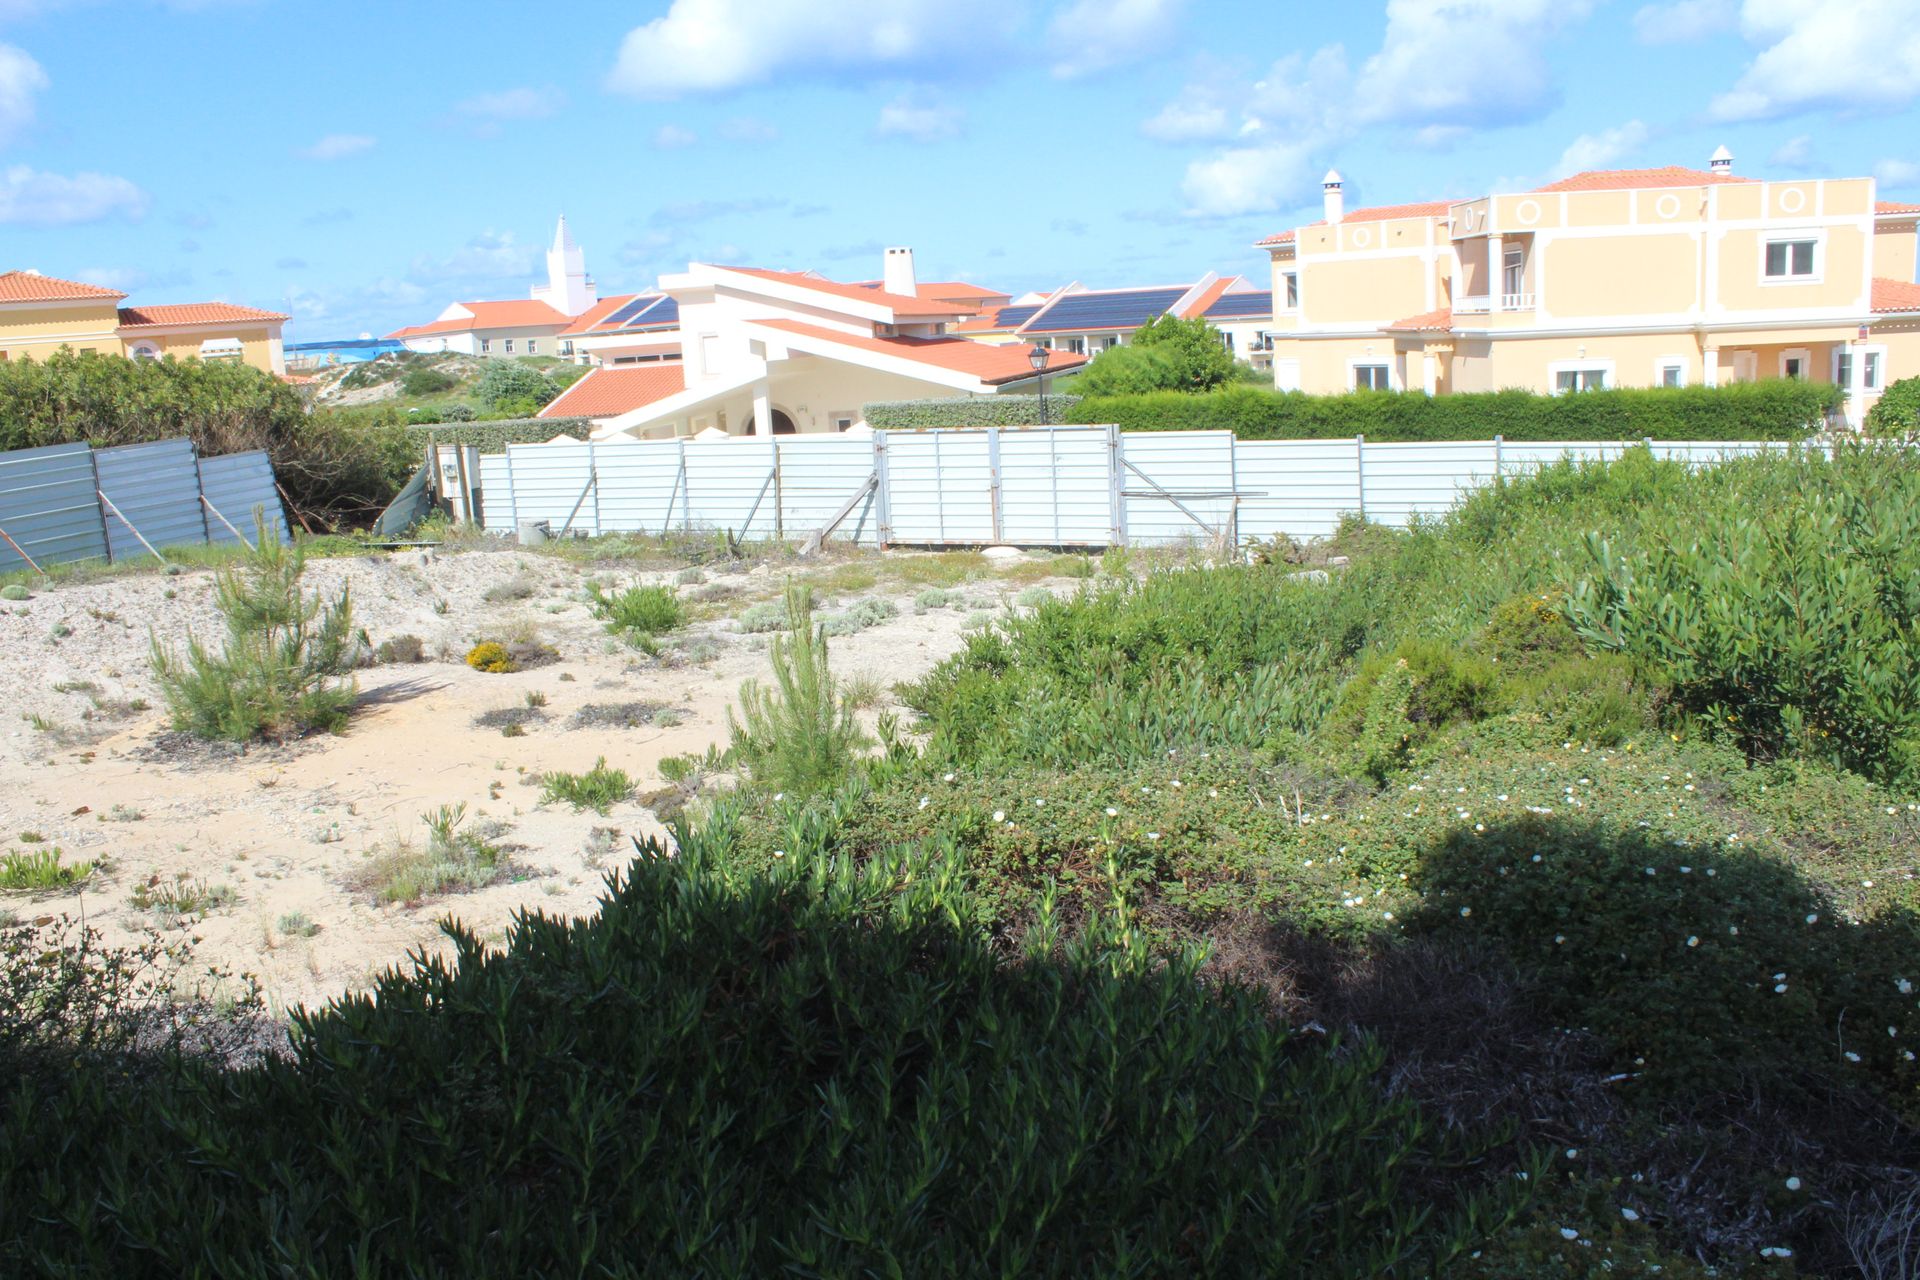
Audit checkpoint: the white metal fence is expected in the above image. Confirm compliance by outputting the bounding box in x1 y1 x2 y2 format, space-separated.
470 429 1794 550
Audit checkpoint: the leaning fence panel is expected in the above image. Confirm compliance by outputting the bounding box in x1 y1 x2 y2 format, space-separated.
776 437 880 546
197 450 289 546
1119 431 1237 546
998 426 1114 546
0 442 108 573
94 439 207 560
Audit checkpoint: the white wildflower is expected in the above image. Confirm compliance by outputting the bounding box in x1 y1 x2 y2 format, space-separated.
992 810 1005 823
1785 1177 1802 1191
1621 1208 1640 1222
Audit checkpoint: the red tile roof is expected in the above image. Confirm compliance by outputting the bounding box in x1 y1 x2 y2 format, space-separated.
852 279 1011 307
0 270 126 302
1534 166 1754 193
539 364 687 419
1871 276 1920 314
1254 229 1297 247
1384 307 1453 332
556 294 641 337
117 302 288 328
1878 201 1920 215
718 267 975 318
387 299 569 339
756 319 1087 384
1178 278 1235 319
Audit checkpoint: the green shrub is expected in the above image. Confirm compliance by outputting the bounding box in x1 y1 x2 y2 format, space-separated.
128 875 235 921
1069 314 1238 396
728 585 872 796
0 585 28 601
540 758 633 814
0 848 94 891
405 418 588 451
1563 443 1920 782
1066 379 1837 442
400 367 457 396
150 518 357 741
736 597 791 633
863 395 1083 430
818 597 897 636
587 583 683 640
1866 374 1920 435
1328 639 1502 782
0 818 1529 1275
350 803 507 905
376 634 425 664
474 362 560 410
1069 343 1190 396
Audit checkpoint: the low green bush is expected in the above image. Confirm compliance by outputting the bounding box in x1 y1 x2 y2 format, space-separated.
0 847 94 891
350 803 507 905
1066 379 1837 442
863 395 1083 430
1327 639 1502 782
400 367 457 396
474 362 560 411
1866 374 1920 435
405 418 589 451
588 583 683 641
540 757 633 814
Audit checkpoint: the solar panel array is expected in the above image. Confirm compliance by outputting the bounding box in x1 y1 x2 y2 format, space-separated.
988 304 1041 329
1024 287 1188 333
1202 291 1274 319
591 294 679 333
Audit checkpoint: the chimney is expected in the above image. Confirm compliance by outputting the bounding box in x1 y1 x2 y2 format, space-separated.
1709 145 1733 176
883 246 918 298
1322 169 1344 224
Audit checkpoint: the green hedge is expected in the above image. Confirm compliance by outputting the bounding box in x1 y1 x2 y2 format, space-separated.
1064 381 1840 442
405 418 588 452
865 395 1084 430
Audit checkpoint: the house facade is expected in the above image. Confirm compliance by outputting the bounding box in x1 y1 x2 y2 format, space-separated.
1257 152 1920 425
388 216 597 358
539 248 1086 438
0 271 289 373
954 274 1275 368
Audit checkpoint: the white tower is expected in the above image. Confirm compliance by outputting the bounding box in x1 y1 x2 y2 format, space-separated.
1322 169 1345 224
532 215 597 316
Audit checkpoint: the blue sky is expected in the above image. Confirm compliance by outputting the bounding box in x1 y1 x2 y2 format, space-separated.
1 0 1915 339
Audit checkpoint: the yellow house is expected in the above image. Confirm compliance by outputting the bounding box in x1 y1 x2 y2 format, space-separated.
0 271 288 374
1257 151 1920 427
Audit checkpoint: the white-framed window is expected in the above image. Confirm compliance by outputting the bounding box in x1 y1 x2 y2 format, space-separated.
480 338 492 354
526 339 539 355
504 338 515 354
830 410 857 432
1065 336 1086 354
1220 331 1235 352
1281 271 1299 310
1654 356 1688 388
1351 362 1391 391
128 342 161 362
1762 233 1821 282
1834 345 1887 393
1549 358 1614 394
1780 347 1811 380
1099 335 1121 351
1502 244 1526 295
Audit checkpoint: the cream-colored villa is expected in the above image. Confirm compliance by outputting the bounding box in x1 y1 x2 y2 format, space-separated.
1257 150 1920 426
0 271 288 373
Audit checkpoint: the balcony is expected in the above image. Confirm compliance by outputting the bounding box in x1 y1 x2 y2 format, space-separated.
1455 295 1490 314
1452 293 1534 315
1501 291 1535 311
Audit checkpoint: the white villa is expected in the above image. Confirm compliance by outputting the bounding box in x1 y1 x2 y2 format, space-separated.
538 248 1087 438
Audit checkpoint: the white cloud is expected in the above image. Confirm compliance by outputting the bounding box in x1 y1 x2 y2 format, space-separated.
407 231 535 285
874 90 963 142
1877 157 1920 190
718 116 779 143
0 165 147 225
0 42 48 146
1550 119 1650 178
652 123 697 148
1141 88 1235 143
1179 139 1320 218
1048 0 1185 78
1239 45 1350 138
298 133 375 160
1711 0 1920 121
1631 0 1735 43
1770 133 1817 168
456 86 564 121
1353 0 1594 128
606 0 1018 98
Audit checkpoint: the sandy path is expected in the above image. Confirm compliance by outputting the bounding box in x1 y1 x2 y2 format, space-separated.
0 546 1021 1014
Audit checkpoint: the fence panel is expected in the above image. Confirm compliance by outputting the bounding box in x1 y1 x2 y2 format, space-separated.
1498 441 1631 472
592 440 685 534
1359 440 1501 527
1647 440 1792 468
1119 431 1237 545
478 453 515 533
504 443 599 536
94 439 207 559
998 426 1114 546
883 429 995 544
0 442 108 572
197 450 289 545
683 438 781 540
1233 438 1364 543
777 437 879 546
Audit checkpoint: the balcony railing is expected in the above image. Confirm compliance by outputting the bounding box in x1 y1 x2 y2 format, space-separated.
1454 295 1490 314
1453 293 1534 314
1501 291 1535 311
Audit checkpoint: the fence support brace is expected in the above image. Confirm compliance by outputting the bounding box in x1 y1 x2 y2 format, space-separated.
1118 457 1226 541
557 469 598 539
96 488 169 566
0 521 45 576
200 494 248 544
800 474 877 556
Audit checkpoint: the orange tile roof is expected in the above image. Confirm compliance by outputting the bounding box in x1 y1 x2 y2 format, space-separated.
1178 278 1235 319
1254 229 1297 247
756 318 1087 384
1878 201 1920 215
1534 166 1754 193
1871 276 1920 314
539 364 687 419
117 302 287 328
387 299 569 339
718 267 975 318
556 294 641 336
0 270 126 302
1384 307 1453 332
852 279 1011 307
1346 200 1454 223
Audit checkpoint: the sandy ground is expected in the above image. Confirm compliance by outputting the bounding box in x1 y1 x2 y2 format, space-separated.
0 545 1041 1015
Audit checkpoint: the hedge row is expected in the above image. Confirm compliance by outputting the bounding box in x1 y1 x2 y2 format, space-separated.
865 395 1084 430
405 418 588 452
1062 380 1840 442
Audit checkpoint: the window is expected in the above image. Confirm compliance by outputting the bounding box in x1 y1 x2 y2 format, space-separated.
1780 347 1811 380
1220 331 1235 352
1353 363 1390 391
129 342 160 362
1835 346 1886 392
831 411 856 432
1100 335 1120 351
1282 272 1299 310
1764 237 1818 280
526 339 539 355
504 338 515 354
480 339 492 354
1502 245 1525 296
560 340 573 356
1553 367 1609 394
1065 337 1086 354
1656 359 1686 388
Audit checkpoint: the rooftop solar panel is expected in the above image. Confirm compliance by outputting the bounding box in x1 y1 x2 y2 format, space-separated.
594 295 659 330
1203 292 1273 318
990 304 1040 328
632 297 679 328
1025 287 1187 333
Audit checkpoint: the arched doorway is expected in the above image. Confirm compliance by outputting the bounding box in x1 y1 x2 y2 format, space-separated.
744 409 798 435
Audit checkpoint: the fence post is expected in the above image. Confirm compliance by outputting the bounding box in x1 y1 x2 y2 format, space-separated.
1107 426 1126 547
772 439 785 541
871 432 893 549
1493 433 1503 482
680 439 693 533
1355 434 1366 520
986 427 1004 544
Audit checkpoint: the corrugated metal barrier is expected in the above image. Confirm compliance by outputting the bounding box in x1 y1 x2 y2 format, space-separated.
466 430 1802 551
0 437 288 574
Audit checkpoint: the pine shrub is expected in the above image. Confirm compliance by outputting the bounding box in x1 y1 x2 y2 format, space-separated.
150 519 357 741
728 584 871 796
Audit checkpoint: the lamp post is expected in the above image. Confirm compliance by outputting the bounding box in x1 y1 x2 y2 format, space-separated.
1028 342 1050 426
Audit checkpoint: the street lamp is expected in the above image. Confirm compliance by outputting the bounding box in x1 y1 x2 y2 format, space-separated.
1027 343 1050 425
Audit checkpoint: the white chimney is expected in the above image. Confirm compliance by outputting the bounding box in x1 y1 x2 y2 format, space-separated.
883 246 918 297
1322 169 1345 224
1709 145 1733 176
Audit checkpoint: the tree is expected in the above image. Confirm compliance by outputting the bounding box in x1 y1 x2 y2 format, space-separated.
1865 375 1920 435
474 361 560 410
1068 314 1238 397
